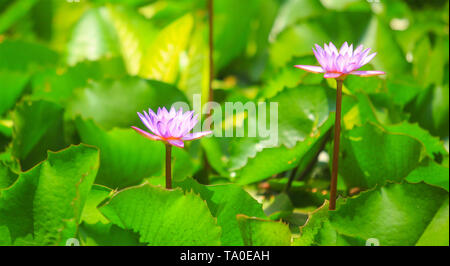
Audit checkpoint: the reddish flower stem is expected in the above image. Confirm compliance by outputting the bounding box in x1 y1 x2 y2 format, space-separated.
329 79 343 211
165 143 172 189
208 0 214 103
201 0 214 185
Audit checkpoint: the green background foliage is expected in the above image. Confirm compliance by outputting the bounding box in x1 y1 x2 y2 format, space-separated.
0 0 448 246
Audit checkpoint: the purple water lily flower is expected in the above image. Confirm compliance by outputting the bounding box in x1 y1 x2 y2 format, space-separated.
295 42 385 79
295 42 385 211
132 107 212 148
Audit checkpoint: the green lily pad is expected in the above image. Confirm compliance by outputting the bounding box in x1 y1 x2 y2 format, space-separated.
67 77 187 130
340 122 422 189
175 178 266 245
99 183 222 246
0 145 99 245
237 215 292 246
12 100 66 171
296 182 449 246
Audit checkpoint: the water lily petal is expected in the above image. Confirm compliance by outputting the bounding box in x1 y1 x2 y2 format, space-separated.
131 126 162 141
182 131 213 141
329 42 339 55
360 52 377 66
295 42 384 80
313 48 326 68
324 72 343 79
133 106 209 143
339 42 349 55
143 111 159 135
137 112 153 131
323 43 330 55
347 43 354 57
350 70 385 77
294 65 324 73
353 44 364 55
167 139 184 148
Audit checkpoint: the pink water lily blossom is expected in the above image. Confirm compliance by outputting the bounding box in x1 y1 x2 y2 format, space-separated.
132 107 212 148
295 42 385 79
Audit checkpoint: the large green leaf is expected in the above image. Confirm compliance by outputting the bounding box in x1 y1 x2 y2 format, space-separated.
178 20 209 107
0 0 38 34
269 0 325 41
138 0 206 24
79 223 142 246
412 35 448 88
407 33 448 138
406 158 449 191
66 7 120 65
385 76 422 106
30 58 127 104
237 215 291 246
361 16 410 76
339 122 423 189
80 184 112 225
214 0 259 70
175 178 266 245
319 0 369 11
0 226 11 246
408 84 450 138
75 117 197 189
108 5 157 76
261 56 323 99
341 92 379 130
12 100 66 171
99 183 222 246
0 40 58 72
67 77 187 130
109 6 193 82
78 184 143 246
0 161 18 189
386 122 448 161
202 85 335 184
295 182 449 246
237 118 333 185
0 145 99 245
343 73 386 95
293 201 365 246
92 0 152 6
270 10 371 69
270 23 328 69
139 14 193 82
0 70 29 116
415 198 449 246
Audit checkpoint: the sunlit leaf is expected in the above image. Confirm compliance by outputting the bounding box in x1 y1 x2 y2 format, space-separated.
139 13 193 82
67 7 120 65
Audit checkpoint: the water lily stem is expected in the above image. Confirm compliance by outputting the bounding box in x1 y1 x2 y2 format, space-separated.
201 0 214 185
208 0 214 103
165 143 172 189
329 79 343 211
